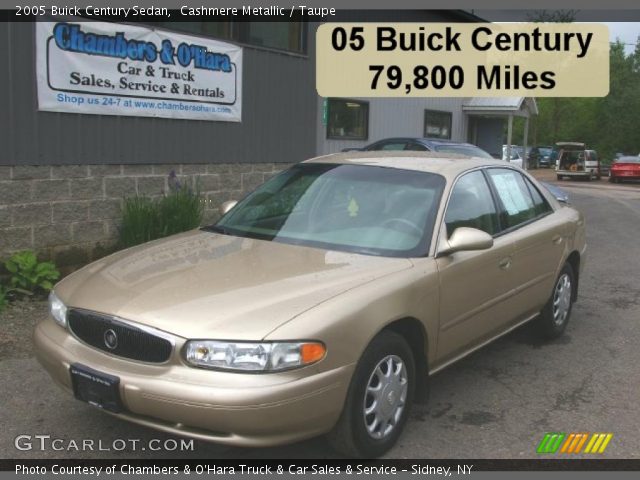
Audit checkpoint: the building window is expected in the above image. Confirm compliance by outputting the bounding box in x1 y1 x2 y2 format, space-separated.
238 22 305 53
424 110 452 139
146 21 306 54
327 99 369 140
148 22 233 40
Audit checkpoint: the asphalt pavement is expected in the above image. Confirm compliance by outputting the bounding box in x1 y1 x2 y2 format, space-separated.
1 178 639 459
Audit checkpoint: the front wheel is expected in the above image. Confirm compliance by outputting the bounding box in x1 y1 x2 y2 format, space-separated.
535 263 575 339
327 331 415 458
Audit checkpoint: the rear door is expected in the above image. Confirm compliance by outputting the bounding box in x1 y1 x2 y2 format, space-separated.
485 168 566 319
435 169 515 363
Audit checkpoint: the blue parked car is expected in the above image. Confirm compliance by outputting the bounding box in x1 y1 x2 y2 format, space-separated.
342 137 494 159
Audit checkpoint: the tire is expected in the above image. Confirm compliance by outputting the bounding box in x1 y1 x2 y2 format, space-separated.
536 263 575 339
557 175 563 181
327 331 415 458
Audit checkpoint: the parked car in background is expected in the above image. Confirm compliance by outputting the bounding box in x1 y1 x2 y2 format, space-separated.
599 159 612 178
609 156 640 183
502 145 524 168
343 137 494 159
35 152 586 458
530 146 555 168
555 143 600 181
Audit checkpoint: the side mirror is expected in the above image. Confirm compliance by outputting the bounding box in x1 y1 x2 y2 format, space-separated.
438 227 493 256
220 200 238 216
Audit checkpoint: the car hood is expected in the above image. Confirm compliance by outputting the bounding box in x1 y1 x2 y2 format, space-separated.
56 230 413 340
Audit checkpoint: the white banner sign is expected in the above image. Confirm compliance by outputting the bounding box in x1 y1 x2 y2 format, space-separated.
36 21 242 121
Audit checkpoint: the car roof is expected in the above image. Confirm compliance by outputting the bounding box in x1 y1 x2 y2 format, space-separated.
556 142 586 148
302 151 506 177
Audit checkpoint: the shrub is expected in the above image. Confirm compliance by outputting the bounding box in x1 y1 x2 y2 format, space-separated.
157 185 205 237
119 196 160 248
118 171 204 248
4 250 60 294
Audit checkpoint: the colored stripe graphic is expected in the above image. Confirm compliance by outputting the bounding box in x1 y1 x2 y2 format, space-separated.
537 433 566 453
540 433 613 454
584 433 614 454
559 433 587 453
573 433 589 453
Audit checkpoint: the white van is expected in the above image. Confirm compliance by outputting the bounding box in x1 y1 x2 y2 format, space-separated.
556 142 600 180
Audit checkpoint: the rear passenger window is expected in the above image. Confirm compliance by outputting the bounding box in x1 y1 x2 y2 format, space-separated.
405 142 428 151
371 142 408 151
486 169 537 229
524 177 552 216
445 171 499 237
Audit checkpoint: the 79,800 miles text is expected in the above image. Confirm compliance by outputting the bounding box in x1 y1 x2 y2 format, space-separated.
369 64 465 94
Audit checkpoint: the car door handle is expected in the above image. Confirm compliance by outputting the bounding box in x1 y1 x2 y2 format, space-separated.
499 257 512 270
552 235 563 245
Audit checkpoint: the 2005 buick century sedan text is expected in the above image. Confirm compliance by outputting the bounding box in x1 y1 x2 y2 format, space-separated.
35 152 586 458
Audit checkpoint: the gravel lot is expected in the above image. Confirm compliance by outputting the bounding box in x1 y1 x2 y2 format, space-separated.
1 178 639 459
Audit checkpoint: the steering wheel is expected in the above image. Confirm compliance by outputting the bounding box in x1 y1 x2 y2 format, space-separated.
381 217 423 237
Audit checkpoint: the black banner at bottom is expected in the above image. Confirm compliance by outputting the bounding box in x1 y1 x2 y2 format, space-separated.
4 459 640 473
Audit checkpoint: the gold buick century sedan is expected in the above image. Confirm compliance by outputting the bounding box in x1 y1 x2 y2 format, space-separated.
35 152 586 457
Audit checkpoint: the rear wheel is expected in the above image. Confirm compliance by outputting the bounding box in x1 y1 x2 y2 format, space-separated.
535 263 575 339
327 331 415 458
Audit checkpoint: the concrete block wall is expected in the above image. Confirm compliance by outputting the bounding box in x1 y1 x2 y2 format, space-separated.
0 163 292 271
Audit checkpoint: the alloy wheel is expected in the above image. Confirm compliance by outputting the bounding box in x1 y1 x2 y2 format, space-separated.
363 355 408 440
553 273 572 326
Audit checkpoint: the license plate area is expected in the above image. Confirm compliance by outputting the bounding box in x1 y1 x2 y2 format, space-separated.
70 363 123 413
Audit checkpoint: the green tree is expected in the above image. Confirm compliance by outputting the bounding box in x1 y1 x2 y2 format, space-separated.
528 39 640 161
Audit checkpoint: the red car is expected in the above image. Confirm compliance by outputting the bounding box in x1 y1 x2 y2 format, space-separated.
609 156 640 183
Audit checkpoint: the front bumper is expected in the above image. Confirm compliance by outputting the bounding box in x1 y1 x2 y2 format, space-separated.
34 318 353 447
611 172 640 179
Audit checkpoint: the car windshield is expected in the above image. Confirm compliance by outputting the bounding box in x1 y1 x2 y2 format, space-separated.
210 163 445 257
433 144 493 159
539 148 553 156
615 156 640 163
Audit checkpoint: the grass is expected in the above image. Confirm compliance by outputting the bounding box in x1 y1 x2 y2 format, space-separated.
119 184 204 249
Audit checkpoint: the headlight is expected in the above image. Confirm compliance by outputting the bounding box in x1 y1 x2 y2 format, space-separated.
48 291 67 328
183 340 326 372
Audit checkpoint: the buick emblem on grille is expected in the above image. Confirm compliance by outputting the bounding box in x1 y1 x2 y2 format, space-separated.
103 329 118 350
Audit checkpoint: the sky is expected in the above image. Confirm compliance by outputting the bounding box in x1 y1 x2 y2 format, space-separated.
603 23 639 53
473 10 640 54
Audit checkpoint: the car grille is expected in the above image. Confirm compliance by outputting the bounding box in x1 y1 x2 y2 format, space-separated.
68 309 173 363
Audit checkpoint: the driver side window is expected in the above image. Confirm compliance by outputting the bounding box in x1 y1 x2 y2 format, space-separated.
445 171 499 237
